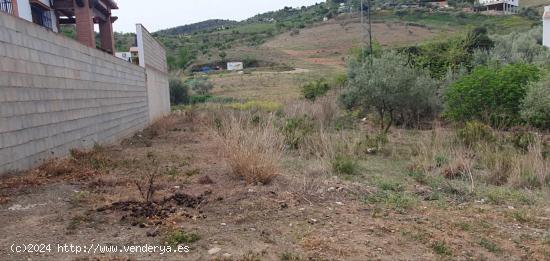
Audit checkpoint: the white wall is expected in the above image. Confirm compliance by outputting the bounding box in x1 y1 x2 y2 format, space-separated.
136 24 171 123
544 7 550 48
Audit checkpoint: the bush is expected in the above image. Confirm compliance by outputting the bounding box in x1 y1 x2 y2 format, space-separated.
282 116 315 149
445 63 541 128
332 155 360 175
301 79 331 101
165 230 200 246
187 77 214 95
169 78 190 105
456 121 495 146
521 76 550 130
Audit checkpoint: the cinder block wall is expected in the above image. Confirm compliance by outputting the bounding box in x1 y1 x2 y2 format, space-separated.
0 13 150 174
137 24 171 123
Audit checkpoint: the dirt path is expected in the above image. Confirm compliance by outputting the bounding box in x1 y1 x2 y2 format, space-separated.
1 115 549 260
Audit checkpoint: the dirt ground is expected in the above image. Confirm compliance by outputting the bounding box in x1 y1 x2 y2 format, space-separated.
1 114 549 261
264 21 443 69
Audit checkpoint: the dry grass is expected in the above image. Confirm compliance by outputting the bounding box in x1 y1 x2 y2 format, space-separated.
213 113 285 184
412 127 549 189
145 114 180 138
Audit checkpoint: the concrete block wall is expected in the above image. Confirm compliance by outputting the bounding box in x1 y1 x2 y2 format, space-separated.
136 24 170 122
0 13 150 174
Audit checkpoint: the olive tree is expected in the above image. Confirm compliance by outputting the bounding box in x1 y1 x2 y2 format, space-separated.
341 52 440 133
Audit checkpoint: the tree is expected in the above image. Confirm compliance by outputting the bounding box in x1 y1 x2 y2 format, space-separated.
444 63 542 128
169 78 190 105
187 77 214 95
341 52 440 133
521 76 550 130
219 51 227 61
176 47 195 70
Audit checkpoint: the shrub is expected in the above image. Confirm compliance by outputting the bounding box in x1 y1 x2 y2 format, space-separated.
165 230 200 246
445 63 541 128
456 121 495 146
332 155 360 175
169 78 190 105
301 79 331 101
187 77 214 95
521 76 550 130
282 116 315 150
510 127 537 152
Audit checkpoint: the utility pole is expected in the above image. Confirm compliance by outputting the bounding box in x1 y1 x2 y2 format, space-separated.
360 0 374 65
361 0 365 64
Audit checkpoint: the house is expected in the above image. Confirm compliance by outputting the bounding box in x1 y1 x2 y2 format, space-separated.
477 0 519 14
115 46 140 65
227 62 244 71
543 6 550 48
0 0 119 54
427 0 450 9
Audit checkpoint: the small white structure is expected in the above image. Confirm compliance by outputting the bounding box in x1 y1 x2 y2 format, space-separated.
544 6 550 48
477 0 519 14
115 52 132 62
227 62 244 71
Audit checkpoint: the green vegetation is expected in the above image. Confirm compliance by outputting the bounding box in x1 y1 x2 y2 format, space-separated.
169 78 190 105
164 230 201 246
342 52 439 132
444 64 542 128
301 79 331 101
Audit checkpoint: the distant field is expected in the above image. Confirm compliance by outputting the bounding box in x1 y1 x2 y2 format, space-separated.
264 19 445 69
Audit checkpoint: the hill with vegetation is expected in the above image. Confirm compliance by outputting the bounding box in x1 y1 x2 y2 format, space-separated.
156 19 238 36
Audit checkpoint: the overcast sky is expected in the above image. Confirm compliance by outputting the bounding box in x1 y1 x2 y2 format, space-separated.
111 0 324 33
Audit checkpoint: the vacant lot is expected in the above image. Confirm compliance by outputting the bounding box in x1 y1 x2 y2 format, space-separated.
1 100 549 260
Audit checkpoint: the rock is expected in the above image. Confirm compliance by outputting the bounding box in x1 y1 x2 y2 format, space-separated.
335 202 344 206
220 223 227 226
208 247 221 255
508 206 515 210
222 253 232 258
327 187 336 192
308 218 318 224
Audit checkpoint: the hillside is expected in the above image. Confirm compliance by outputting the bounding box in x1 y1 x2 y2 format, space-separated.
156 19 238 36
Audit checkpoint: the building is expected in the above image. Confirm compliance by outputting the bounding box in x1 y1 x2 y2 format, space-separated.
115 46 140 65
227 62 244 71
477 0 519 14
544 6 550 48
0 0 119 54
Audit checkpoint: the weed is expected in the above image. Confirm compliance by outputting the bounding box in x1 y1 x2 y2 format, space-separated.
185 169 201 177
164 230 200 246
456 121 495 147
280 251 302 261
511 210 532 223
455 221 472 231
282 116 315 150
332 155 360 175
365 191 419 211
479 238 501 253
432 241 452 256
132 153 163 203
166 166 180 177
215 114 284 184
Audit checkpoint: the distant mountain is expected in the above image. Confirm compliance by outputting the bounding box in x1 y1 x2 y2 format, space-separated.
156 19 238 36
